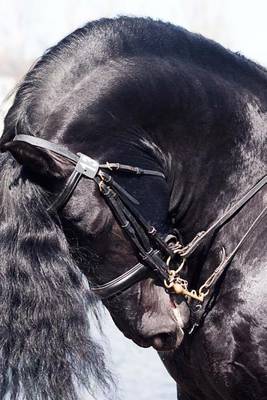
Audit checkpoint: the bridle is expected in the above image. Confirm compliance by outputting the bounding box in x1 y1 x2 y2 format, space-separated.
13 135 267 308
13 135 174 296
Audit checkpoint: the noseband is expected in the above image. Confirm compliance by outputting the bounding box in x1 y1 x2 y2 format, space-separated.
13 135 267 305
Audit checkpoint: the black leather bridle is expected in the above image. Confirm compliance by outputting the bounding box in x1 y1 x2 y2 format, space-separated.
13 135 267 304
13 135 175 298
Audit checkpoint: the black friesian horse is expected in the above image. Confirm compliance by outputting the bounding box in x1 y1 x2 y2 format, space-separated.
0 17 266 400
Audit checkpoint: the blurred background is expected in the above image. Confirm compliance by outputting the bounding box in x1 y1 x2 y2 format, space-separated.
0 1 266 399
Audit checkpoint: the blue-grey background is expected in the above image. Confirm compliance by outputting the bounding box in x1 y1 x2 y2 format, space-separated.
86 311 176 400
1 2 266 399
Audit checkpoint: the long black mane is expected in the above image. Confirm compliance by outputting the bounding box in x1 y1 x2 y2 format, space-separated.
0 151 112 399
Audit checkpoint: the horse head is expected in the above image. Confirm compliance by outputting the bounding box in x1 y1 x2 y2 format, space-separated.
2 131 190 353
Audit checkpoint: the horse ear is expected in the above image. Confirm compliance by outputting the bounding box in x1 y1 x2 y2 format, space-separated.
0 140 69 179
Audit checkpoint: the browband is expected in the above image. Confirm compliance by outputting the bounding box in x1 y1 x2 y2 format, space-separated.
14 135 165 178
14 134 79 163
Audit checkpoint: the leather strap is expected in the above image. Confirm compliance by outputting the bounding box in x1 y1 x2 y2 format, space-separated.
188 203 267 335
14 135 165 178
91 253 160 299
179 175 267 257
97 180 169 280
14 135 79 163
48 170 82 212
101 162 165 178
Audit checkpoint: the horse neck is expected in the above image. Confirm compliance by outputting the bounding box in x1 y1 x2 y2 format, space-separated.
158 97 266 247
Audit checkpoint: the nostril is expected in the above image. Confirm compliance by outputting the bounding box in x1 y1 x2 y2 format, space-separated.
152 335 165 350
151 331 178 351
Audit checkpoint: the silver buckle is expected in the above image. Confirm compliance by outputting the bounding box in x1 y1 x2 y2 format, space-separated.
75 153 99 178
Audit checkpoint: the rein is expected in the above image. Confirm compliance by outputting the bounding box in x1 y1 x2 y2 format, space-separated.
13 135 267 309
165 175 267 302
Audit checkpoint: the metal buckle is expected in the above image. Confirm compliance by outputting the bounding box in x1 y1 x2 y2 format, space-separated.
75 153 99 178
